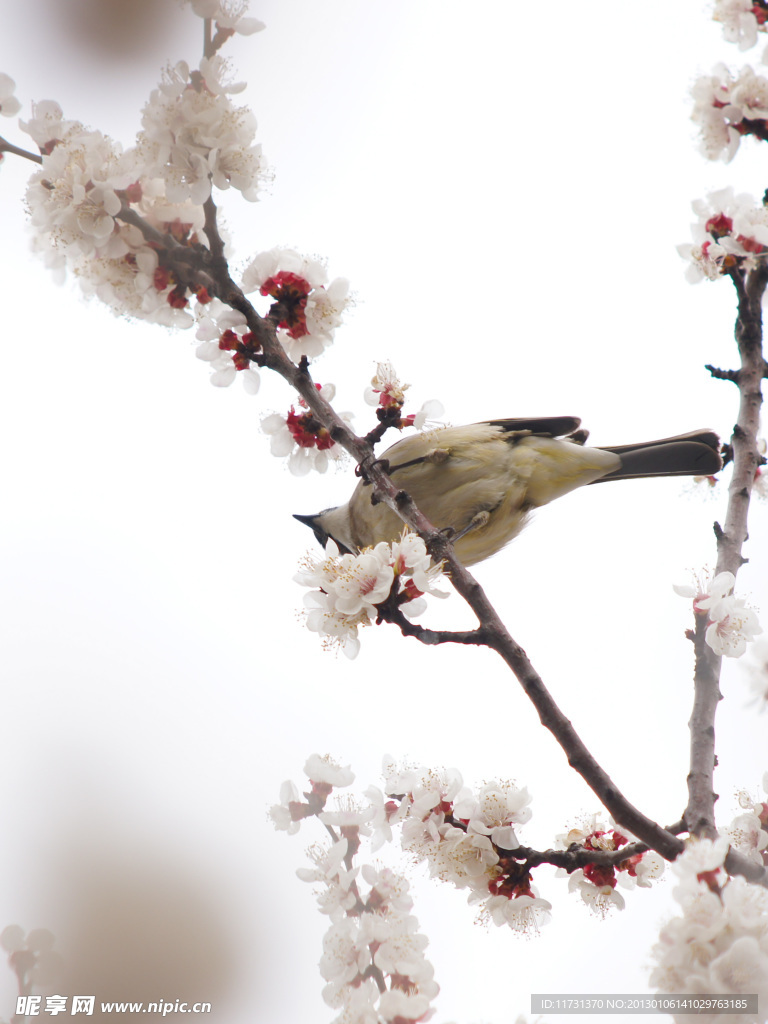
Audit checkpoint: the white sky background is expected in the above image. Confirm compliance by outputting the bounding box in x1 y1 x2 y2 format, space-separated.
0 1 767 1022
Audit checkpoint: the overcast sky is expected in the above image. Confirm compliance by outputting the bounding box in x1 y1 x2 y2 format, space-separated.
1 1 767 1022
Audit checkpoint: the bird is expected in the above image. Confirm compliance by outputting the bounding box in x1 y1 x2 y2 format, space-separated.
294 416 722 567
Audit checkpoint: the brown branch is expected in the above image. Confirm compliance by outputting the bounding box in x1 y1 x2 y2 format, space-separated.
705 364 740 384
203 17 214 59
684 613 722 839
170 195 768 877
683 263 767 844
116 203 181 249
0 136 43 165
374 599 488 646
507 843 650 873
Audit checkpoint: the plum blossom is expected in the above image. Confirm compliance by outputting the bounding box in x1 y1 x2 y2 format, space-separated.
453 779 532 850
675 570 763 658
184 0 265 35
651 838 768 1019
25 125 135 257
706 594 763 657
555 818 664 913
195 300 261 392
691 65 768 162
295 534 447 658
271 765 440 1024
138 57 266 204
19 100 79 153
725 809 768 865
315 871 439 1021
713 0 763 51
364 360 410 409
242 247 351 362
377 761 552 934
268 779 304 835
23 123 216 325
678 187 768 282
304 753 355 789
691 67 742 162
0 73 21 118
261 384 352 475
364 360 445 432
568 871 626 914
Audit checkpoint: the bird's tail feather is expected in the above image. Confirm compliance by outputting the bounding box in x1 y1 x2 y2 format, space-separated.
595 429 722 480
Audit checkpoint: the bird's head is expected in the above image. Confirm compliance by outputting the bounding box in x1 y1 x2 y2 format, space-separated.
293 508 354 554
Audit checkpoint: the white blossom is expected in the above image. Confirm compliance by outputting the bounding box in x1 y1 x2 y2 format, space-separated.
195 300 260 392
25 125 135 257
678 187 768 283
295 535 448 657
675 570 762 657
725 811 768 865
291 844 440 1023
480 890 553 932
184 0 265 35
364 360 409 407
568 871 626 915
241 247 351 362
260 385 351 475
304 753 355 789
19 100 79 151
0 73 21 118
138 57 266 204
713 0 760 50
691 66 743 161
453 779 532 849
268 779 303 834
651 840 768 1021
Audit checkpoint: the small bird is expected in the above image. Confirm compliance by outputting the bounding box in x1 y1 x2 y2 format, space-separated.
294 417 722 566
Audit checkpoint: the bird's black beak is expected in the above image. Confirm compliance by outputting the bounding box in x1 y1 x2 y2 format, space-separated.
293 513 318 529
293 512 329 550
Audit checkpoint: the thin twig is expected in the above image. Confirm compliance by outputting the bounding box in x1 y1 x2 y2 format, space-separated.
0 136 43 165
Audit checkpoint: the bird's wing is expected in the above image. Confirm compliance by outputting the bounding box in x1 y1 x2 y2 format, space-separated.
483 416 582 437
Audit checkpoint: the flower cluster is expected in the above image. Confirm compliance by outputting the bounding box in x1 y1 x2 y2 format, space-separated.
675 570 763 658
18 50 268 326
678 188 768 282
556 818 665 916
713 0 768 52
195 299 262 391
295 534 449 658
261 383 352 475
270 755 440 1024
364 360 445 431
369 761 552 933
242 248 351 363
137 56 265 205
691 64 768 162
726 776 768 865
650 837 768 1020
183 0 266 37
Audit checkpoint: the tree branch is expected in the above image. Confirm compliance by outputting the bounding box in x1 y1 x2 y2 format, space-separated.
0 136 43 165
149 194 766 878
683 263 767 842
